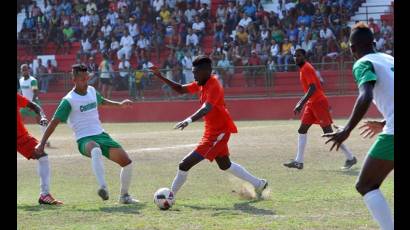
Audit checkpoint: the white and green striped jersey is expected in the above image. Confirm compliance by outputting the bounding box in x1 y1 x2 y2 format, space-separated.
19 76 38 101
352 52 394 134
53 86 105 140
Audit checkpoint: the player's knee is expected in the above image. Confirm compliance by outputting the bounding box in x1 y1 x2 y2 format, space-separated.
355 181 380 196
217 159 231 171
86 141 99 151
298 127 308 134
178 161 193 172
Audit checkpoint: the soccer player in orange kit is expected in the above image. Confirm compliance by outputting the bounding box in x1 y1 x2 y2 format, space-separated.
150 55 268 199
283 49 357 170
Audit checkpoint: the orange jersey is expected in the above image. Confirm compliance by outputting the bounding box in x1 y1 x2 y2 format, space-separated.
186 75 238 136
17 93 30 138
299 62 326 102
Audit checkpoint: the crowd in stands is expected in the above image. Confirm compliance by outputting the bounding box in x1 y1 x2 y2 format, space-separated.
17 0 394 97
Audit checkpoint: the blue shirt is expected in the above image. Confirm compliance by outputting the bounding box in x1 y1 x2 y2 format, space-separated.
297 15 312 27
243 5 256 17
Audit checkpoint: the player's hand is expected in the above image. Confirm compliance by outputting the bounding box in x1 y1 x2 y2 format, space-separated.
39 117 48 126
149 66 161 77
35 143 46 156
120 99 133 107
322 128 351 151
358 120 384 139
293 103 303 115
174 118 192 130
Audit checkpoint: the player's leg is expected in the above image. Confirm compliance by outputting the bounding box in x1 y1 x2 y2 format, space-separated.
283 122 311 169
356 134 394 230
171 151 204 195
356 156 394 230
83 141 109 200
107 147 139 204
322 125 357 169
216 155 267 198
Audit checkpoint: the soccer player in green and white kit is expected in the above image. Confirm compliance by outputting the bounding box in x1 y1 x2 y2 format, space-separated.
19 64 50 147
35 64 139 204
323 22 394 230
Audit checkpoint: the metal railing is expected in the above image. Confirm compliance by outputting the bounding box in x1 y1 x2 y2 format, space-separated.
17 62 360 101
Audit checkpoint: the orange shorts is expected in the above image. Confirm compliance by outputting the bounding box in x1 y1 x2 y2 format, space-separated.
195 133 231 161
301 98 333 127
17 133 39 160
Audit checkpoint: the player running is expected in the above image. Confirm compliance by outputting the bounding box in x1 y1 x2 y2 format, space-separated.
19 64 51 147
150 55 268 199
35 64 139 204
323 22 394 230
17 93 63 205
283 48 357 170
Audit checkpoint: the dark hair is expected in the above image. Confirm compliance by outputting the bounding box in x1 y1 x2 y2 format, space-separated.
192 55 212 69
72 64 88 76
350 22 374 48
295 48 307 56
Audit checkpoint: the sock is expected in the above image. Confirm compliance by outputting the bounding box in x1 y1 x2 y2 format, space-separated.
227 162 261 188
91 147 107 188
363 189 394 230
295 133 307 163
120 162 133 196
171 170 188 195
40 125 49 144
37 155 50 196
339 143 354 160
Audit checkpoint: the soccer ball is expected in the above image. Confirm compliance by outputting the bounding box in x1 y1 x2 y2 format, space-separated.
153 187 175 210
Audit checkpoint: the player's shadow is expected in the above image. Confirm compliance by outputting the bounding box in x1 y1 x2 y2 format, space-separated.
99 203 146 214
18 204 62 211
184 200 275 216
340 168 360 176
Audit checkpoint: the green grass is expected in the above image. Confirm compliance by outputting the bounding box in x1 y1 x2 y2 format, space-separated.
17 120 393 230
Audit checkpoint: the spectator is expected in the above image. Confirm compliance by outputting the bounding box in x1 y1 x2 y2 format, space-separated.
312 8 325 29
368 17 380 35
271 25 285 44
78 34 97 60
141 56 154 86
380 20 393 37
86 56 99 87
297 10 312 27
277 38 293 71
96 31 108 53
109 35 120 59
141 19 153 38
320 23 336 47
184 3 197 24
298 24 309 44
152 0 164 13
61 0 72 16
328 4 341 38
160 6 172 25
62 21 76 54
186 28 199 53
286 23 299 43
127 17 139 40
226 1 238 32
136 33 150 60
321 38 340 69
113 18 127 41
74 0 86 15
374 33 386 52
238 13 253 29
117 55 131 90
181 51 194 84
198 3 210 21
133 64 145 100
260 25 270 42
86 0 97 15
101 19 113 38
217 53 233 88
246 50 261 87
106 7 119 27
243 0 256 18
214 18 225 46
216 4 227 24
117 29 134 60
31 1 42 18
270 39 280 65
301 32 315 58
236 26 248 46
98 53 113 98
80 11 91 32
36 58 48 93
192 15 205 40
161 54 175 99
89 9 100 27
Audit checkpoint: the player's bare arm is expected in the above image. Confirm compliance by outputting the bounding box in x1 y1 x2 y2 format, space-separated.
174 102 212 130
101 98 133 107
323 81 375 150
35 118 61 154
150 66 189 94
294 83 316 115
26 101 48 126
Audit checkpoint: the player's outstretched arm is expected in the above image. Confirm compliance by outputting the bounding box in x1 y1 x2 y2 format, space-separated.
35 118 61 154
26 101 48 126
294 83 316 115
149 66 189 94
100 97 133 107
322 81 375 150
174 102 212 130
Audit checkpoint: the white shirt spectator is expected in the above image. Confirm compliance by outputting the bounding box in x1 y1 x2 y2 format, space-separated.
120 35 134 49
110 40 120 50
117 0 128 9
118 60 131 77
167 0 177 9
80 15 91 27
86 2 97 14
137 38 150 49
81 38 92 51
261 30 269 40
184 9 197 23
127 23 139 37
320 27 335 40
106 12 119 26
186 33 199 46
192 21 205 32
101 25 112 37
301 40 314 53
98 39 106 51
375 37 385 51
152 0 164 12
238 17 252 28
217 58 231 70
237 0 247 6
270 44 279 56
181 56 194 83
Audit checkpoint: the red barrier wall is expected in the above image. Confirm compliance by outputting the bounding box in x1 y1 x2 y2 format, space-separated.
26 95 381 123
